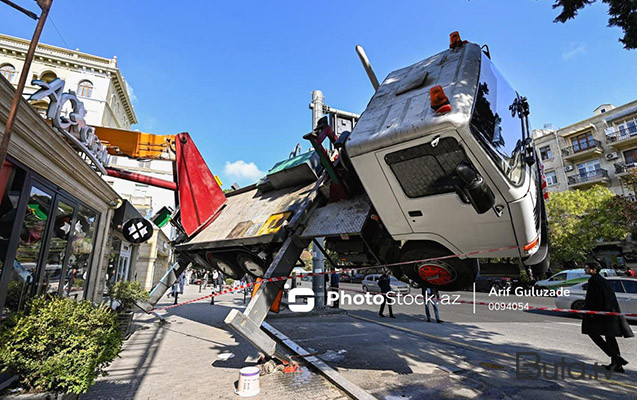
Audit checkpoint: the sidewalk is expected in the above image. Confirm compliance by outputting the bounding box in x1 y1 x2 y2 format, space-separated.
81 284 349 400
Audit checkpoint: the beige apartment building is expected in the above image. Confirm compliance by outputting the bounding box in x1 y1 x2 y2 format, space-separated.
533 99 637 197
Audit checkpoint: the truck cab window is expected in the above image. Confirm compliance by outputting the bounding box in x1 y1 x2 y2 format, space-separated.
470 52 524 186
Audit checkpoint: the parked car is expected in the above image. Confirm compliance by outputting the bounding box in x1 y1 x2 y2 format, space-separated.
362 274 410 294
472 274 512 292
350 273 365 284
535 268 617 289
555 277 637 320
339 274 352 283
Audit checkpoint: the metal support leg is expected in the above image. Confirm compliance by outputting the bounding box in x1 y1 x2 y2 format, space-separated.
136 260 189 312
225 234 310 360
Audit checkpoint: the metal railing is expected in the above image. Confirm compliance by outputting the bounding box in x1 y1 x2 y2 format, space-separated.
606 126 637 143
561 139 603 157
567 169 609 185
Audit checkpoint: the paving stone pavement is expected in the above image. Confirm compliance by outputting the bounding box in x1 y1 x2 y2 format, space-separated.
81 284 350 400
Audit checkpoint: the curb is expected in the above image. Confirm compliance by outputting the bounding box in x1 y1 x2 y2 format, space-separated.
262 322 376 400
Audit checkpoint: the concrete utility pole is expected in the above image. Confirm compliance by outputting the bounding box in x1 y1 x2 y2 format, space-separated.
0 0 53 176
310 90 326 308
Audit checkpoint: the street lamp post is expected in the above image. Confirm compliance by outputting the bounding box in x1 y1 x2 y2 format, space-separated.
0 0 53 176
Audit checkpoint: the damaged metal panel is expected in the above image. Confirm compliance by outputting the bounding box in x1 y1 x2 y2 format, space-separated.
300 195 372 238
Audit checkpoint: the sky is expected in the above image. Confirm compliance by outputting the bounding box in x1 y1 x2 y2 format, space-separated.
1 0 636 187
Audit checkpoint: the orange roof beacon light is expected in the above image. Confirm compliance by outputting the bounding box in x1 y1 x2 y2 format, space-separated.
430 85 452 114
449 31 466 49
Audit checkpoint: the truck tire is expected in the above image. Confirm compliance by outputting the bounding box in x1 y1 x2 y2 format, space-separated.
236 252 267 278
205 252 245 280
400 243 478 292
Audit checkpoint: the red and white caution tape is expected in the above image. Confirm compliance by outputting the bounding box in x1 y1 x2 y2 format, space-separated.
154 244 520 311
154 243 636 318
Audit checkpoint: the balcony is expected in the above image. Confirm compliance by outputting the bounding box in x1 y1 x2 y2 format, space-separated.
567 169 610 188
606 126 637 149
561 139 603 162
614 161 637 179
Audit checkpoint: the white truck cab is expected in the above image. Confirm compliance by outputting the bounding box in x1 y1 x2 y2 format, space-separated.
345 35 549 289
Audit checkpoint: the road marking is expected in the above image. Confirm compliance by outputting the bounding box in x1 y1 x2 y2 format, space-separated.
348 314 637 391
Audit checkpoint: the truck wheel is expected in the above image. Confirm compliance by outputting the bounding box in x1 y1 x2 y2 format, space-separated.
205 252 245 280
400 244 478 292
236 252 267 278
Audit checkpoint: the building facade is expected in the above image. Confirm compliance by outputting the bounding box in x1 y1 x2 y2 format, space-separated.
0 74 120 317
0 33 136 129
533 99 637 196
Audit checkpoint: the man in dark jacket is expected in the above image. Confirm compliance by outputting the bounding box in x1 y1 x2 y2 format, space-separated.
582 261 634 373
378 271 395 318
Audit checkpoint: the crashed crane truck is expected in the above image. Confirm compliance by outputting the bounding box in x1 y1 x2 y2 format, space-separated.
138 33 550 362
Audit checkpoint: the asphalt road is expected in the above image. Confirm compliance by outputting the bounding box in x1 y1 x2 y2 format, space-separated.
280 280 637 398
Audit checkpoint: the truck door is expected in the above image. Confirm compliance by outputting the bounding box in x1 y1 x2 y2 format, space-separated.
375 135 517 253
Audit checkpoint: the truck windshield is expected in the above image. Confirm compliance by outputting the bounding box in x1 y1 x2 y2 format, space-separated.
470 52 524 186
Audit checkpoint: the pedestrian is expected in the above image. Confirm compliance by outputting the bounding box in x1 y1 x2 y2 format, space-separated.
171 280 179 304
378 271 395 318
329 270 340 308
422 286 442 323
582 261 633 373
178 271 186 294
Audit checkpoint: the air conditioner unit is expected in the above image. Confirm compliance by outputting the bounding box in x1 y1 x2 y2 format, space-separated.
564 165 574 172
606 152 619 160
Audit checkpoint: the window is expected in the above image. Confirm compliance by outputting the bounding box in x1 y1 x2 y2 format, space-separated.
549 273 567 282
622 280 637 294
608 280 625 293
545 170 558 186
77 80 93 98
539 146 552 161
571 132 596 152
0 161 27 309
40 71 57 83
62 205 98 299
624 149 637 165
0 64 16 83
385 138 471 198
616 118 637 137
600 108 606 113
577 159 601 176
470 52 524 185
8 186 53 313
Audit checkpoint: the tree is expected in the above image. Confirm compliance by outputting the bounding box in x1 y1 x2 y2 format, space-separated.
552 0 637 49
547 185 632 266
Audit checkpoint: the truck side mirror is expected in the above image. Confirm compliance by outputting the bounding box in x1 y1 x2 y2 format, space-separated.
456 162 496 214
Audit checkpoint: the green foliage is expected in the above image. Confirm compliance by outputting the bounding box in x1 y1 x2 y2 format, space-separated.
552 0 637 49
519 269 531 285
547 185 631 266
108 281 149 311
0 297 122 394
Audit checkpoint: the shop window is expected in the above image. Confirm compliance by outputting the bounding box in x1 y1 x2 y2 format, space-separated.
0 161 27 312
38 199 75 297
0 64 16 83
7 186 53 313
77 80 93 98
539 146 552 161
62 205 98 299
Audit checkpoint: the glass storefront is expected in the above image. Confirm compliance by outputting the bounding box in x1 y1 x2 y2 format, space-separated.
0 158 101 316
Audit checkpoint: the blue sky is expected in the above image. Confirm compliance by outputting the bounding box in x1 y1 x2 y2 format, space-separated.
2 1 636 187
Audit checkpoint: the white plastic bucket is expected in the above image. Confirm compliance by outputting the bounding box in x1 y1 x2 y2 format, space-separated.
235 366 260 397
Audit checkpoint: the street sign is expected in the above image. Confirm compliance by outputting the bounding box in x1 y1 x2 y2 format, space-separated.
123 218 154 243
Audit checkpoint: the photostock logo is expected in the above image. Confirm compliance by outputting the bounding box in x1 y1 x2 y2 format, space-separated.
287 286 315 313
